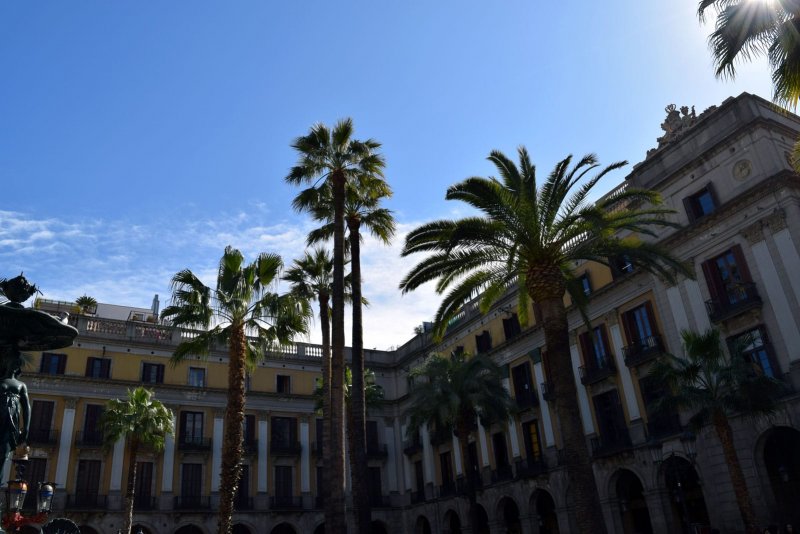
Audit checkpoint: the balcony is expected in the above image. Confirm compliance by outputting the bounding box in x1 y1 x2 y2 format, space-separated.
366 442 388 460
438 482 457 498
705 283 762 323
66 494 108 509
490 464 513 484
579 356 617 386
590 432 632 458
623 335 664 367
516 457 548 478
178 436 212 452
75 430 104 448
133 496 157 510
270 440 301 456
646 413 683 440
515 389 539 410
410 490 426 504
270 495 303 510
541 381 555 401
174 495 211 510
28 428 59 446
403 437 422 456
234 496 254 510
243 439 258 456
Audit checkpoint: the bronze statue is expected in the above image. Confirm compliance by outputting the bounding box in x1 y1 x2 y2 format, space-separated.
0 350 30 464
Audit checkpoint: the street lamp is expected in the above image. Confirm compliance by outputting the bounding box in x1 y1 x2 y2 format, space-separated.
1 450 55 533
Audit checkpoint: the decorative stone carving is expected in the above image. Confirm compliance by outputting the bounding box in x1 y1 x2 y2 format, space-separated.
764 209 788 232
64 398 77 409
647 104 716 157
732 159 752 182
741 222 765 245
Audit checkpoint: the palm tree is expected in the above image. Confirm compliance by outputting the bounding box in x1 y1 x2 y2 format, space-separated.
286 118 385 533
399 147 688 533
100 387 173 534
74 295 97 315
294 173 395 533
405 352 514 533
648 329 783 532
161 246 309 534
698 0 800 107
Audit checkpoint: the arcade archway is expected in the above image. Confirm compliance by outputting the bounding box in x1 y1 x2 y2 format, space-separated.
615 469 653 534
531 489 559 534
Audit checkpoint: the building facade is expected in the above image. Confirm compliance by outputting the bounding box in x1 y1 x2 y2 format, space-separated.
19 93 800 534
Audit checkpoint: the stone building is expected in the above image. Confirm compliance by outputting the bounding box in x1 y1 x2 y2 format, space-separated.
20 92 800 533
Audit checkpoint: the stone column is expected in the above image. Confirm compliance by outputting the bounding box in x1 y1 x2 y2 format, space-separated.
683 278 711 332
420 424 435 497
385 420 399 494
159 410 177 510
108 437 126 510
477 419 492 483
300 416 311 508
451 435 463 477
400 422 413 494
569 342 595 434
501 377 521 460
665 283 690 336
256 416 269 509
643 488 672 534
54 399 76 509
532 361 555 446
211 412 224 494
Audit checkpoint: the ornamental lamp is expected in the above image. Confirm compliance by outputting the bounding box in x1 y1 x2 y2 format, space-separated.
36 482 54 514
5 479 27 513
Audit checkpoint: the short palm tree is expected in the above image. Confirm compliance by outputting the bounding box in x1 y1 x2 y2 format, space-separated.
406 352 514 533
74 295 97 315
699 0 800 107
648 329 783 532
400 147 687 533
294 173 395 533
286 118 385 533
101 387 173 534
161 246 309 534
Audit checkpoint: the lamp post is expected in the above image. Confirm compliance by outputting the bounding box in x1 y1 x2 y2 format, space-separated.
647 431 698 534
1 448 55 533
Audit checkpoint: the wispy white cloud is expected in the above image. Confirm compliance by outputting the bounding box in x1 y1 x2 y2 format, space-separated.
0 209 444 350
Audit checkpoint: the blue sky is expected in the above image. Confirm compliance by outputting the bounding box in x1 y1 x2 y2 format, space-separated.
0 1 776 349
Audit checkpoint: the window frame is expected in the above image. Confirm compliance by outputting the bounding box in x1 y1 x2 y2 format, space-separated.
85 357 111 379
141 362 165 384
683 182 718 222
188 367 206 388
276 374 291 394
40 353 66 375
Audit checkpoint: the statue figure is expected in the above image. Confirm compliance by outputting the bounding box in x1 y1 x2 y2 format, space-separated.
0 349 30 470
655 104 698 149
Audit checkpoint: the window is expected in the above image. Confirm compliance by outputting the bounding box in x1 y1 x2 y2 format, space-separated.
639 376 681 439
134 462 154 508
475 330 492 354
244 414 256 445
82 404 104 445
180 411 204 444
511 362 536 409
579 273 592 296
610 255 634 279
702 245 758 320
181 463 202 500
366 420 380 451
22 458 47 510
277 374 291 394
414 460 425 494
439 451 453 489
368 467 383 505
141 363 164 384
592 389 630 450
271 416 297 449
683 183 718 222
188 367 206 388
85 357 110 379
579 325 613 368
75 460 101 505
236 464 250 506
502 313 522 341
274 465 293 497
40 353 66 375
29 401 54 442
492 433 511 478
622 303 657 346
523 420 543 462
730 326 777 378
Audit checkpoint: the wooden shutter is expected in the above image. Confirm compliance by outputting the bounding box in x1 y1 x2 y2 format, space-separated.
579 332 593 366
701 258 724 303
683 195 697 223
84 404 103 434
730 244 753 282
31 401 54 432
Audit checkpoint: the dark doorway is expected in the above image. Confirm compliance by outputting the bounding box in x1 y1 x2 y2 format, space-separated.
471 504 490 534
444 510 462 534
270 524 297 534
534 490 560 534
232 525 251 534
616 470 653 534
370 521 388 534
498 497 522 534
175 526 204 534
414 515 432 534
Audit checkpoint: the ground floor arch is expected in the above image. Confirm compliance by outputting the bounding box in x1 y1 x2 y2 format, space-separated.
414 514 432 534
470 503 490 534
78 527 99 534
232 524 252 534
496 495 522 533
615 469 653 534
133 525 154 534
312 523 325 534
660 455 709 532
531 489 559 534
175 526 205 534
270 523 298 534
370 520 388 534
761 425 800 527
443 508 462 534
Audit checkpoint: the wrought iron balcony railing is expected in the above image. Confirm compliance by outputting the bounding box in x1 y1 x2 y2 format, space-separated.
177 436 212 451
269 440 302 456
28 428 59 446
133 495 157 510
174 495 211 510
541 381 555 401
75 430 104 448
516 457 548 478
622 334 664 367
270 495 303 510
579 356 617 386
366 442 388 459
705 283 762 323
66 493 108 509
590 431 633 457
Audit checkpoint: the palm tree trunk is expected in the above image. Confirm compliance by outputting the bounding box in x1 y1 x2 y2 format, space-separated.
712 410 758 532
218 324 247 534
122 438 139 534
348 218 371 534
319 294 334 527
529 268 607 534
328 169 347 532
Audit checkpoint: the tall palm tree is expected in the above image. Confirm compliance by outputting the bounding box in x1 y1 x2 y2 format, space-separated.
698 0 800 107
648 329 783 532
399 147 688 533
286 118 385 533
100 387 173 534
405 352 514 533
294 173 395 534
161 246 309 534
